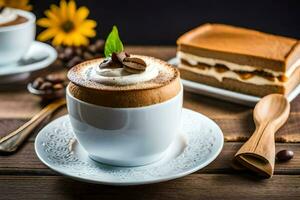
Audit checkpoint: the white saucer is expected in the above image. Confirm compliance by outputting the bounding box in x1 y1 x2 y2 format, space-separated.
35 108 223 186
0 41 57 84
169 57 300 106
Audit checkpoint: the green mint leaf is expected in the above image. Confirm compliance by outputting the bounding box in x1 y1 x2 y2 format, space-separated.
104 25 124 57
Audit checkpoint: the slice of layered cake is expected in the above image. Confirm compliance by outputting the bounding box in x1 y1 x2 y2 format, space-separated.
177 23 300 96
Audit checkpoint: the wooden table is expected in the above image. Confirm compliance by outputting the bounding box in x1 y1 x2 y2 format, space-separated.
0 47 299 200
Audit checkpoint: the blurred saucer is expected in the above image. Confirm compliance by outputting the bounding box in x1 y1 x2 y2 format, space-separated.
0 41 57 84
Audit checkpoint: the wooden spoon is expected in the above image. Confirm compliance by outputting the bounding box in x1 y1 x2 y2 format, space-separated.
234 94 290 178
0 98 66 153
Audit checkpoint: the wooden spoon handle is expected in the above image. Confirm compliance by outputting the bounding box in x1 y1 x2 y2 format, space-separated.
236 123 276 157
235 122 276 177
0 98 66 153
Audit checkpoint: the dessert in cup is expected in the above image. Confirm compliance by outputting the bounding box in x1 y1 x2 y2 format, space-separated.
0 6 36 65
67 27 182 166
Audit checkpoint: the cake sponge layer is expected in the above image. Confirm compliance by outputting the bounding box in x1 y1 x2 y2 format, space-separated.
177 23 300 72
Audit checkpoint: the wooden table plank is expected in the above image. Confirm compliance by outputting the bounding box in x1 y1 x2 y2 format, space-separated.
1 174 299 200
1 141 299 175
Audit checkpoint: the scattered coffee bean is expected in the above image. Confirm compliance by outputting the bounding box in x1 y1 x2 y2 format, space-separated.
39 82 53 90
83 52 94 60
276 150 294 162
74 47 83 57
32 73 66 91
55 39 105 68
32 77 44 89
29 73 68 100
94 39 105 51
53 83 64 90
94 53 102 58
58 52 66 60
67 56 82 68
64 47 74 60
55 45 64 53
45 74 65 84
87 44 97 54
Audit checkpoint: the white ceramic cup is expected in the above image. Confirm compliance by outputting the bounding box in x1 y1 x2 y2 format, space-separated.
66 84 183 166
0 9 36 65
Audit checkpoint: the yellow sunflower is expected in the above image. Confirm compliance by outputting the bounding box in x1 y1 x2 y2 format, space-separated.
0 0 32 10
37 0 97 46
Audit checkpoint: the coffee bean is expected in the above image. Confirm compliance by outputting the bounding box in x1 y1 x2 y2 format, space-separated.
99 57 122 69
55 46 64 53
124 66 144 74
87 44 97 54
32 77 44 89
67 56 82 68
94 39 105 51
276 150 294 162
53 83 64 90
39 82 53 90
64 47 74 60
45 74 65 84
74 47 83 57
58 52 66 60
111 52 119 63
83 52 93 60
53 59 64 68
116 51 129 62
123 57 147 71
94 53 103 58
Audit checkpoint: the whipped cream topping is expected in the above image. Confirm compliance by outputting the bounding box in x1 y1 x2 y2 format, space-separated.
88 60 159 85
0 8 17 26
178 51 300 78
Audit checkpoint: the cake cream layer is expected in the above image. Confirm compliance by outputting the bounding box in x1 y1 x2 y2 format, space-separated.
178 63 282 86
178 51 300 78
177 24 300 72
179 66 300 97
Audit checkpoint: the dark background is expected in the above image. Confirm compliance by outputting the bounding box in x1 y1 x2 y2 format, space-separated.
32 0 300 45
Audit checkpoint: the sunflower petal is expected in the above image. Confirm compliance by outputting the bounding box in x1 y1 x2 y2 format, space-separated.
79 27 96 37
80 20 97 29
75 6 89 22
74 33 89 46
60 0 68 21
37 18 52 28
52 32 66 46
78 35 89 46
45 10 60 24
37 28 58 41
68 0 76 19
64 34 74 46
50 4 62 19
